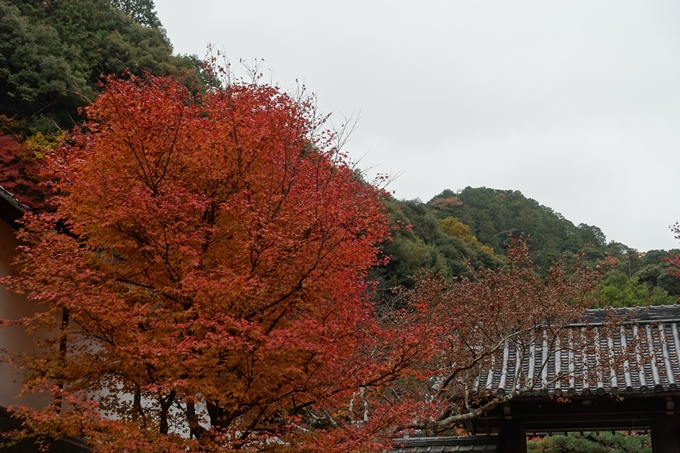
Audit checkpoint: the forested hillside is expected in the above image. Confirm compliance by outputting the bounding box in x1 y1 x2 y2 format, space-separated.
407 186 680 307
0 0 210 210
429 187 608 265
369 197 503 298
0 0 203 137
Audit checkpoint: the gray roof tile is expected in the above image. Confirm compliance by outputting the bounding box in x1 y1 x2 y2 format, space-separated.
481 305 680 397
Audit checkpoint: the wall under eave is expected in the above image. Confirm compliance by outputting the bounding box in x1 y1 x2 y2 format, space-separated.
0 218 51 410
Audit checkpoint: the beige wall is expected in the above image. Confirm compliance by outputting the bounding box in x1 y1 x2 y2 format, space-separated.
0 219 51 410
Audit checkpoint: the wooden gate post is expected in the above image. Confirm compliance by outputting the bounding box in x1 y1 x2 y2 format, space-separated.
652 415 680 453
498 419 526 453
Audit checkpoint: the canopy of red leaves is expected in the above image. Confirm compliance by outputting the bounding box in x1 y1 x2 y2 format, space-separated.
2 75 432 452
1 76 613 453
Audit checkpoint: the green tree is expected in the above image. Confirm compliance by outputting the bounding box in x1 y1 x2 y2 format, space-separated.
604 243 644 278
109 0 162 28
0 0 91 133
528 432 651 453
1 0 204 135
635 249 680 296
100 25 176 76
8 0 134 78
578 223 607 249
595 270 676 308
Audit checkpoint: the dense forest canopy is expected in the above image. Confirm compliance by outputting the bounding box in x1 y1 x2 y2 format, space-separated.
429 187 606 264
0 0 203 137
424 187 680 307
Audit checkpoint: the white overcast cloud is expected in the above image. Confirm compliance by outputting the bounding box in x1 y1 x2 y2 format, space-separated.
154 0 680 251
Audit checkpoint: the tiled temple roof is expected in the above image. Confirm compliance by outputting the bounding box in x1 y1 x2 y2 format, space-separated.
389 307 680 451
478 305 680 397
391 435 498 453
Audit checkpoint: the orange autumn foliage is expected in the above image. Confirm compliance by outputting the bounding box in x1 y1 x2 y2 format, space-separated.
1 75 433 452
0 132 50 210
1 75 614 453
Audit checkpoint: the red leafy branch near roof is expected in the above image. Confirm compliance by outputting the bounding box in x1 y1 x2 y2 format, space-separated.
664 223 680 283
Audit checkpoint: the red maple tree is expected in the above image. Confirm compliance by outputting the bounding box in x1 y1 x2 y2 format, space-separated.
2 75 430 452
1 75 614 452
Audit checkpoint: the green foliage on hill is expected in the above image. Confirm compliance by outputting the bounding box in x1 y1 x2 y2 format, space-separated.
110 0 162 28
428 187 605 266
0 0 90 133
0 0 203 136
595 270 676 308
637 249 680 296
425 186 680 308
370 197 503 298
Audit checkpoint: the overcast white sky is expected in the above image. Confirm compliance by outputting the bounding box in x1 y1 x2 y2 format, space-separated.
154 0 680 251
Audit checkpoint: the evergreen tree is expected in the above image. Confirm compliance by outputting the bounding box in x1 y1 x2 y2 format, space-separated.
1 0 204 135
528 432 651 453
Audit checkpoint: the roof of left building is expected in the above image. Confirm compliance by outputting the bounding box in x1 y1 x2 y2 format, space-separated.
0 185 29 228
391 435 499 453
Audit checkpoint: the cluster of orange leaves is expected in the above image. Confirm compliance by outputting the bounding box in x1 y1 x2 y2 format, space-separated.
0 132 49 210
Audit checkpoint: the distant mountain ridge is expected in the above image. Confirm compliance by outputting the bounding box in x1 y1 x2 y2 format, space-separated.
371 187 680 308
428 187 607 266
